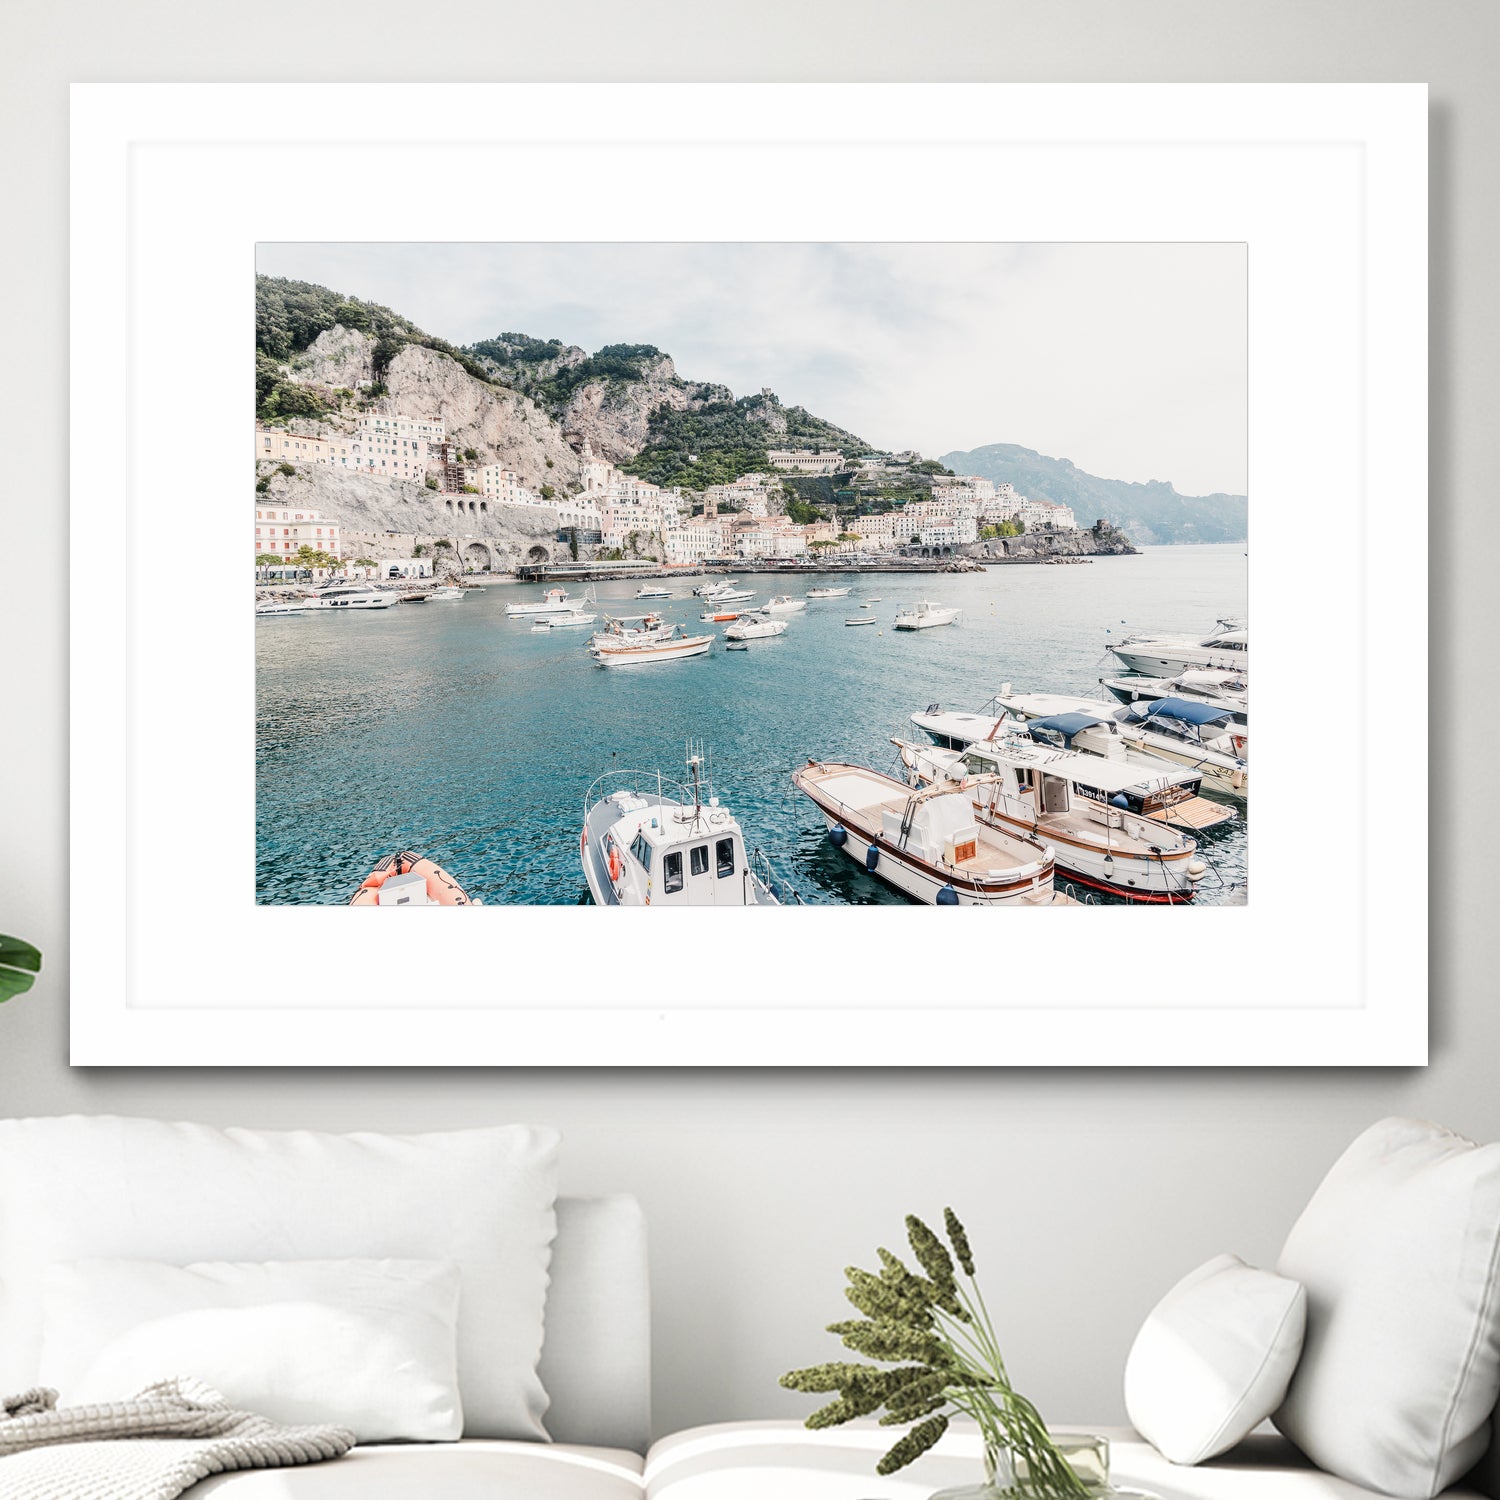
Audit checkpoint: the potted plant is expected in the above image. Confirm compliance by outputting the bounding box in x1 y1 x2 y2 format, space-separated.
781 1210 1146 1498
0 936 41 1003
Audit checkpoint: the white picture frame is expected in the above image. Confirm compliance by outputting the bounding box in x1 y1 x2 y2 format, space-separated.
70 83 1426 1066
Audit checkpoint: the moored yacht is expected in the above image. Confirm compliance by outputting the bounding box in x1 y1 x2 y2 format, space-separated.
1109 617 1248 676
634 582 673 600
316 585 393 610
581 753 785 905
592 624 713 667
806 586 852 598
590 612 673 648
1101 667 1249 728
792 760 1073 906
724 614 787 642
714 587 757 603
255 597 315 615
893 734 1211 903
506 586 579 618
762 595 807 614
893 601 961 630
427 585 465 601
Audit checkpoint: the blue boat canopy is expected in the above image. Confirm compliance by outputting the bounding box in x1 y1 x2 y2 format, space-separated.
1138 697 1234 726
1025 712 1111 744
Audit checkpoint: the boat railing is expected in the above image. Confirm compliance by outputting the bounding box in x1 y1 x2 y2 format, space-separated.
581 768 697 831
747 847 800 904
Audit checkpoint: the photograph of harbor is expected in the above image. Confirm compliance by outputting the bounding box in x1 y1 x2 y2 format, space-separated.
255 242 1248 908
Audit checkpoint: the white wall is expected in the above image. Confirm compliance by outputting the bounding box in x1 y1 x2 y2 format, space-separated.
3 0 1496 1443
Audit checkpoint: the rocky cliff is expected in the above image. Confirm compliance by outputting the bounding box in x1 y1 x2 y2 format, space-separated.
966 520 1139 561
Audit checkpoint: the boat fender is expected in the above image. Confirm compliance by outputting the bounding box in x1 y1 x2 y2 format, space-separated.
1187 859 1207 880
865 844 880 872
936 885 960 905
828 824 848 848
1111 794 1130 809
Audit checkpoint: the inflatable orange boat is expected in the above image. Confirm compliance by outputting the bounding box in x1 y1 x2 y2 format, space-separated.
349 851 479 906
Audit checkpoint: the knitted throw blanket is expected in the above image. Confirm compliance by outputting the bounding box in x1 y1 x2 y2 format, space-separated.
0 1378 355 1500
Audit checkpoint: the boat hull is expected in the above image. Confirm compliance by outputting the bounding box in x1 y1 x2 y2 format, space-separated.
593 635 713 667
349 851 477 905
1111 646 1249 676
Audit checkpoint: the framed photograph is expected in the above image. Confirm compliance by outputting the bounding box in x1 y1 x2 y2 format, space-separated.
70 83 1426 1066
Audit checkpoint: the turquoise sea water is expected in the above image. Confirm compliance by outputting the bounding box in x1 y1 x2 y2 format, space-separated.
256 544 1248 905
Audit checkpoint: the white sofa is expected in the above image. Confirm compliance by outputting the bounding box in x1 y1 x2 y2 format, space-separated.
173 1195 1499 1500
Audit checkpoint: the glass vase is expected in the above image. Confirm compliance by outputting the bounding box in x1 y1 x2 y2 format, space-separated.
927 1434 1160 1500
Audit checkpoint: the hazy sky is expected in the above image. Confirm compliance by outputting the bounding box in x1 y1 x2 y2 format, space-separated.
257 242 1247 497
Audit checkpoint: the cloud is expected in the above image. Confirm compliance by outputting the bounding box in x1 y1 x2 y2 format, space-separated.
256 240 1246 495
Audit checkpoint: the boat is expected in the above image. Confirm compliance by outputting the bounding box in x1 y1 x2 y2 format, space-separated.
844 616 878 627
893 734 1210 903
866 597 883 604
592 625 713 668
1109 617 1248 676
994 690 1248 799
910 697 1238 829
349 851 480 906
893 601 961 630
634 583 673 600
806 586 852 598
427 585 465 602
315 585 394 610
693 579 740 599
254 598 314 615
1100 667 1249 728
762 595 807 614
699 609 744 623
506 586 579 618
543 610 599 629
397 592 427 604
714 588 756 603
581 751 785 905
590 612 674 648
724 614 788 642
792 760 1072 906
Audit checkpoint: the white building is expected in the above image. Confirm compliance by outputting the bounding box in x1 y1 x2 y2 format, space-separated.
663 519 731 564
347 414 445 483
254 506 342 559
734 521 808 559
476 465 539 507
767 448 845 475
555 497 604 534
844 512 902 550
933 476 996 506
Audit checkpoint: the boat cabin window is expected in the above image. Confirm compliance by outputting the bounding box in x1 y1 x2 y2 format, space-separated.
630 832 652 870
716 838 735 878
663 851 684 894
690 845 709 877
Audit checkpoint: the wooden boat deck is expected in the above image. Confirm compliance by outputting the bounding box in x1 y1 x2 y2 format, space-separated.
1146 795 1236 830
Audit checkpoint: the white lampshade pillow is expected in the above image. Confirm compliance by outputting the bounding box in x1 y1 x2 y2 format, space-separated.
1125 1253 1306 1465
0 1116 560 1440
41 1258 463 1443
1273 1117 1500 1499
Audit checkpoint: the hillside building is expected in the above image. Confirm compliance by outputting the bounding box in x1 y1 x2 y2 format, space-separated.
253 506 342 559
767 448 845 475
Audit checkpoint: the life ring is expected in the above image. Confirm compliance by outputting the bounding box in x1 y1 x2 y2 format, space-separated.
608 845 623 882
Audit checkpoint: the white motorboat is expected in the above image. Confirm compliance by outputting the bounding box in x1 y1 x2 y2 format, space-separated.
792 760 1072 906
995 690 1249 799
762 595 807 614
724 614 788 642
893 734 1211 903
542 611 599 629
1100 668 1249 728
910 696 1238 829
506 586 580 618
1109 617 1248 676
581 752 786 907
634 583 673 600
714 588 756 603
592 625 713 668
255 598 314 615
427 585 465 601
693 579 740 598
893 601 961 630
844 616 878 627
806 586 852 598
315 585 393 610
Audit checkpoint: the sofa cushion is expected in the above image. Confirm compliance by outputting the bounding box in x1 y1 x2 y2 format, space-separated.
641 1421 1490 1499
0 1115 559 1441
189 1441 644 1498
1274 1118 1500 1498
40 1258 463 1443
1124 1253 1306 1463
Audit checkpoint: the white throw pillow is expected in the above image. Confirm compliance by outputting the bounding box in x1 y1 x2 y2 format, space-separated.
1124 1253 1306 1464
1273 1117 1500 1498
0 1116 560 1440
41 1258 462 1443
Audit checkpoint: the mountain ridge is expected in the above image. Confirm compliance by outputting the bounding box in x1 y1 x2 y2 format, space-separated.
940 442 1247 546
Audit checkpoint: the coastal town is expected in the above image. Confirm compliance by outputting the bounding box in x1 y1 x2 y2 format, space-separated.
255 414 1087 580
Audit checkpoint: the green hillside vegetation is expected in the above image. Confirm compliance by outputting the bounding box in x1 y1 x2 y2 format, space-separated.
255 276 501 421
940 442 1247 546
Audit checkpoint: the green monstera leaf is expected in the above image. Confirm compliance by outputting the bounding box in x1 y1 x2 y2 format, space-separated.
0 936 41 1003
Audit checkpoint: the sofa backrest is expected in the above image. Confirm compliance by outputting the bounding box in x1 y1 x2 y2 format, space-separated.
538 1194 651 1452
1468 1416 1500 1500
